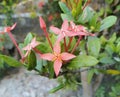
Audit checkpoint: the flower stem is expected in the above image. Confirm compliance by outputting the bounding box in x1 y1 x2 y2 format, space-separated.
82 0 91 10
8 32 23 58
67 37 73 50
43 29 53 51
71 36 82 54
33 48 42 55
64 37 67 52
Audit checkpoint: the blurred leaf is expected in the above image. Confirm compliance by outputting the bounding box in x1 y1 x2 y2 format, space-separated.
106 69 120 75
100 36 107 46
49 84 65 93
116 5 120 11
108 33 116 43
68 55 99 69
87 36 101 57
0 59 4 69
78 6 95 24
59 1 70 14
99 56 115 64
0 54 22 67
24 33 33 45
27 50 36 70
61 14 74 21
87 69 95 84
100 16 117 31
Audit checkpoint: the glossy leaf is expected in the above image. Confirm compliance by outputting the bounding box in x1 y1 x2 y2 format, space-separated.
0 54 22 67
68 55 99 69
100 16 117 31
27 50 36 70
99 56 115 64
87 36 101 57
24 33 33 45
59 1 70 14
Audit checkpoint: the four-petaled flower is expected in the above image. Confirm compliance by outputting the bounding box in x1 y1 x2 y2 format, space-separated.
40 42 76 76
50 20 77 42
23 37 40 57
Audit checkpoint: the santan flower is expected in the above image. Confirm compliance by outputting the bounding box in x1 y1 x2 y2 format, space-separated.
40 42 76 76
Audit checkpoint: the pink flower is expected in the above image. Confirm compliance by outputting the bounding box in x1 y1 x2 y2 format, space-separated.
0 23 23 57
40 42 76 76
39 17 46 30
69 21 95 36
23 38 40 57
38 1 45 9
50 20 77 42
4 23 17 33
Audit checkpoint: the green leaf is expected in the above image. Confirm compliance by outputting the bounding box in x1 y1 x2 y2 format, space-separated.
100 16 117 31
108 33 116 43
99 56 115 64
0 54 22 67
27 50 36 70
78 6 95 24
0 59 4 69
24 33 33 45
68 55 99 69
61 14 74 21
76 0 82 16
35 59 47 72
49 84 65 93
87 69 95 84
87 36 101 57
59 1 70 14
100 36 107 46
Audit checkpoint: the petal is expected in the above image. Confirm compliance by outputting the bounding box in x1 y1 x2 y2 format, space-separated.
61 52 76 61
23 50 30 58
57 34 65 42
50 26 61 34
65 31 78 37
54 59 62 76
22 44 31 51
40 53 54 61
11 23 17 30
61 20 68 30
31 38 40 48
77 31 89 36
39 17 46 29
53 42 61 54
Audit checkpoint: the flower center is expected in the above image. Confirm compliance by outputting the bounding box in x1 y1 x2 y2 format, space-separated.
52 52 62 61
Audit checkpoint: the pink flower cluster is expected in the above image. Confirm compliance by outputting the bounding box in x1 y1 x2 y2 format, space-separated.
0 17 94 76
